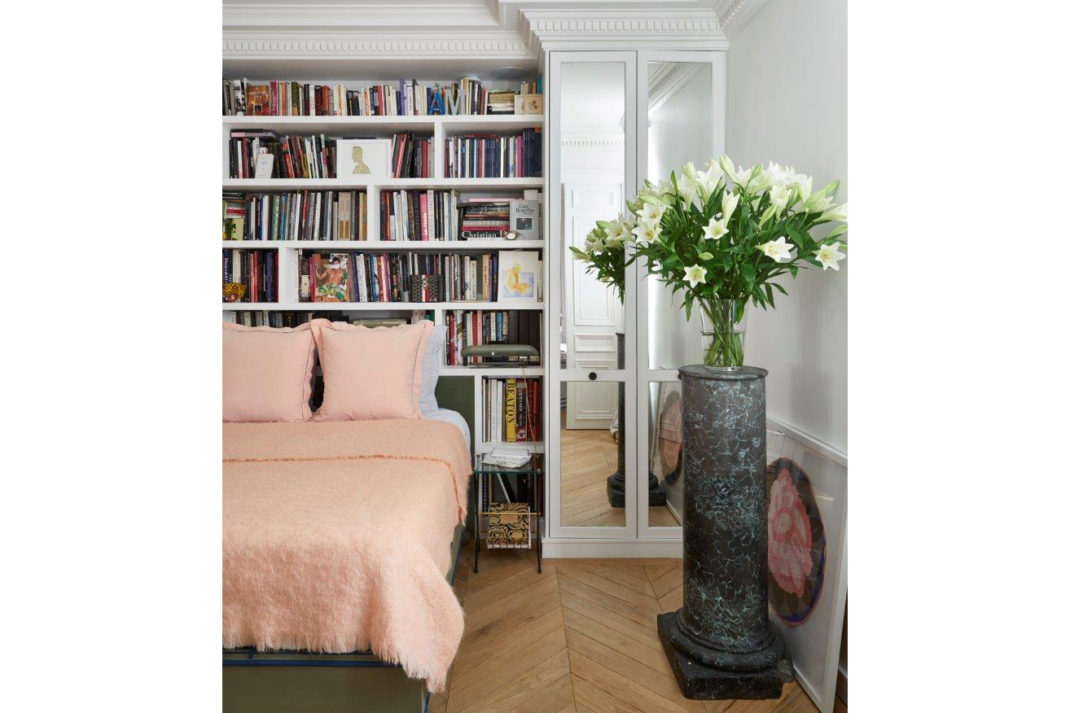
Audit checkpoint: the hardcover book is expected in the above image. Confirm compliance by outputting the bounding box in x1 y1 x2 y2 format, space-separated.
509 199 540 240
313 253 350 302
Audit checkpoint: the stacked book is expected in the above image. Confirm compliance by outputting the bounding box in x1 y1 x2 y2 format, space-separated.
223 190 368 241
380 189 458 241
222 249 278 303
445 129 542 178
229 131 334 179
223 77 542 117
483 378 542 443
458 199 510 239
444 310 542 366
299 251 499 303
390 132 433 178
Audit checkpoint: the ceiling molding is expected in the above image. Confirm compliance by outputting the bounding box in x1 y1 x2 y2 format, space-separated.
222 32 533 60
524 10 726 50
222 2 730 61
647 61 704 114
711 0 772 33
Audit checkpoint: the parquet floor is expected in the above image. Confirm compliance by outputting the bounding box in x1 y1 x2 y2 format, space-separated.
560 419 680 528
430 546 828 713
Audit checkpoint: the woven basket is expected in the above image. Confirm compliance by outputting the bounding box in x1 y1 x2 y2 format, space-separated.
408 274 443 303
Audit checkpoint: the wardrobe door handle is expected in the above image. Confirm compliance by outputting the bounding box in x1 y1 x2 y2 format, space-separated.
588 372 597 381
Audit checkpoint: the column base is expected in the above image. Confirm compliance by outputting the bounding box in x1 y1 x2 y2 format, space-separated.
657 611 793 700
606 472 666 508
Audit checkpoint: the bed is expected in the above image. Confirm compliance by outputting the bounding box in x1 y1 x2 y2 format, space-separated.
222 413 472 713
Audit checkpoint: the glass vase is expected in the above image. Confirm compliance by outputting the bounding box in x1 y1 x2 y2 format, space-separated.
699 299 746 369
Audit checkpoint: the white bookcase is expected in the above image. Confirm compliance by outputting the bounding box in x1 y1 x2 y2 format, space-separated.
221 105 547 459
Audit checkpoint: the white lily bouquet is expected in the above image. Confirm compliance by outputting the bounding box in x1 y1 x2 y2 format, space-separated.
570 155 847 368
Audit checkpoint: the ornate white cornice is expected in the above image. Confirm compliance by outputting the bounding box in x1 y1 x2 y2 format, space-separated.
647 61 704 114
222 32 532 60
523 10 726 50
222 2 731 61
711 0 772 33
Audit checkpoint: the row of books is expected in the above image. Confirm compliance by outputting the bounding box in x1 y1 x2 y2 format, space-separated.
223 190 368 241
222 250 278 303
444 310 542 366
380 189 459 242
228 131 431 179
484 378 542 443
299 251 518 304
228 312 423 329
224 78 541 117
445 130 542 178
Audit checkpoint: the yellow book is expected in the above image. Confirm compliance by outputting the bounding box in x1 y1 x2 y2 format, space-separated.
505 378 517 442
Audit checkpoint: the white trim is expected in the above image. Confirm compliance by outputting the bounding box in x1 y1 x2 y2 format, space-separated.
222 32 534 60
766 415 848 467
646 61 704 115
542 537 681 559
526 10 728 51
711 0 773 33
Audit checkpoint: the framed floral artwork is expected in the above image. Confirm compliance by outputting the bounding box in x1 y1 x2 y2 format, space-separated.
766 419 847 713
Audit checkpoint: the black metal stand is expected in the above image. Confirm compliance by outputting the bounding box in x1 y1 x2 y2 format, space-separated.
658 366 793 700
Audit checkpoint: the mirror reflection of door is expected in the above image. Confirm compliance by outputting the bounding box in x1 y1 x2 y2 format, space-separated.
558 61 628 529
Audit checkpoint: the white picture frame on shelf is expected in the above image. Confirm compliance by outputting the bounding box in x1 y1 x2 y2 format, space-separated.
497 250 540 304
335 138 392 178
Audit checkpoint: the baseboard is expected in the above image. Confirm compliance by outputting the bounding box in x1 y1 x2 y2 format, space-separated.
836 665 847 705
542 538 683 558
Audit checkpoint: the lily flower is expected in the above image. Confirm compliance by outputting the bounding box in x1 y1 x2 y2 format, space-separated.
683 264 708 288
631 220 661 245
703 216 729 242
815 241 846 271
721 190 740 220
819 202 847 223
758 236 794 263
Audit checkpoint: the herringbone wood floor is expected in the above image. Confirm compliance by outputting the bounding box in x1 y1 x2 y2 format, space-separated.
430 546 834 713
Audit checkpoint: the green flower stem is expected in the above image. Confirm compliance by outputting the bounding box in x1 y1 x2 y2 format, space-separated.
700 300 744 368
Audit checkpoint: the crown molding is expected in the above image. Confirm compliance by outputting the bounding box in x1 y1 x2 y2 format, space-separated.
222 31 533 60
523 9 727 50
647 61 704 114
222 2 730 61
711 0 772 33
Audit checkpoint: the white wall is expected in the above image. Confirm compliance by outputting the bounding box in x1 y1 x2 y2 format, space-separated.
647 64 714 371
725 0 848 453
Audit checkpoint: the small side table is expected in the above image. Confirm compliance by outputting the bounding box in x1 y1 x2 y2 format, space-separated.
473 457 542 574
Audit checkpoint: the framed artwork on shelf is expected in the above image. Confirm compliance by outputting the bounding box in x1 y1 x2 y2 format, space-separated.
335 138 392 178
765 419 848 713
496 250 540 304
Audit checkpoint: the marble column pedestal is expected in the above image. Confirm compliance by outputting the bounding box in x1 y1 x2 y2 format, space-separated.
658 365 793 700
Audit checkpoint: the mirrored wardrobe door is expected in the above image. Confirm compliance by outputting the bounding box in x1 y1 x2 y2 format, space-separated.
547 51 638 539
636 52 726 537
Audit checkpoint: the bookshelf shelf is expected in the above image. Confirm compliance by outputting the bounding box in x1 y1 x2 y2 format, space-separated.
223 114 543 133
222 178 544 190
441 366 544 377
222 240 545 250
223 301 544 312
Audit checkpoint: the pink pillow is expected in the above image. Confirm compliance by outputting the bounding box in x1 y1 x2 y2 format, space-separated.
311 320 431 421
222 323 316 422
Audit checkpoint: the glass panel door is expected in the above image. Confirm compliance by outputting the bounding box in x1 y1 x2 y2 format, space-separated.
636 51 726 538
548 51 637 539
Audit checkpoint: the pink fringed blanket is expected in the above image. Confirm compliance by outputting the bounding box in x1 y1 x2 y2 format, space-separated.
223 419 471 692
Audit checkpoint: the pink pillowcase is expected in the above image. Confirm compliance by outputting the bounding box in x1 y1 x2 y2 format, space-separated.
223 323 316 422
311 319 431 421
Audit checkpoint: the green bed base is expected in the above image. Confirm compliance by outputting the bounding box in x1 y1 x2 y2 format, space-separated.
223 524 466 713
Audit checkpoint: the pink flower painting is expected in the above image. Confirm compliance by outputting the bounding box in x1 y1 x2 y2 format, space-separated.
767 468 813 596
